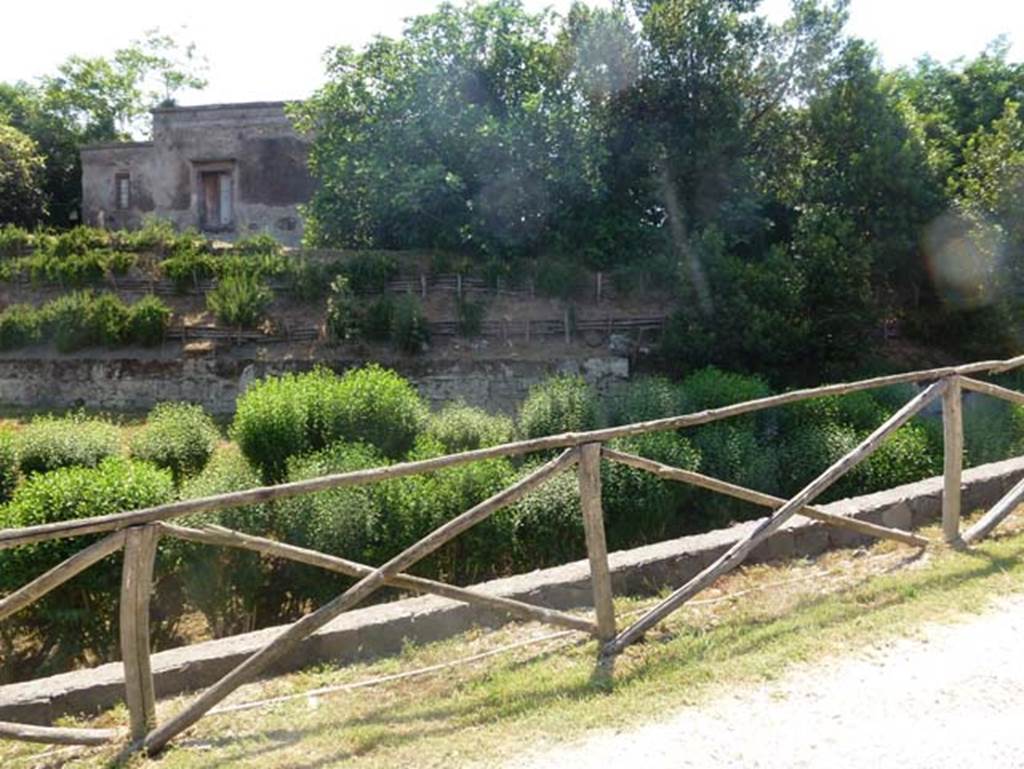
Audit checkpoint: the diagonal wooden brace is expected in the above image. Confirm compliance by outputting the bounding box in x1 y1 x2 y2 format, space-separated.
157 522 597 635
143 448 578 755
605 379 947 655
600 448 930 548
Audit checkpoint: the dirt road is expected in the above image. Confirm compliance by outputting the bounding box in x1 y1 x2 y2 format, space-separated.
508 594 1024 769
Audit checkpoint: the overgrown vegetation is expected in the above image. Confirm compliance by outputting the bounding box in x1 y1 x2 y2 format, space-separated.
1 364 1024 685
0 290 171 351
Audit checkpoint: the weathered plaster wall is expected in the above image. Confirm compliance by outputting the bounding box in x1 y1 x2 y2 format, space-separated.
0 353 630 415
80 102 313 246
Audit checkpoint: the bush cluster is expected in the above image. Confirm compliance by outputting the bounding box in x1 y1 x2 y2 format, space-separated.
0 292 171 352
16 413 121 475
231 365 428 481
206 271 273 328
0 458 174 666
129 402 220 484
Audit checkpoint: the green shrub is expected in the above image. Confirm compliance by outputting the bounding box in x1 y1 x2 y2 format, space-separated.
426 402 514 453
128 295 171 346
342 251 397 293
0 458 173 664
287 257 343 301
688 421 779 526
391 295 430 353
603 431 701 546
606 376 684 425
862 423 941 492
360 296 394 341
778 421 866 499
518 375 601 439
0 428 19 502
45 291 130 351
279 442 391 604
161 244 217 291
507 465 585 569
0 224 32 256
112 216 181 254
206 271 273 328
233 233 282 257
0 304 42 349
89 292 131 346
24 250 107 286
679 367 773 414
16 413 121 475
325 275 358 342
963 396 1024 467
171 447 276 635
129 402 220 484
231 365 428 482
51 226 111 257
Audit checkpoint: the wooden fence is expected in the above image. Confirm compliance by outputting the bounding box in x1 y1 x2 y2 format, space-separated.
165 314 667 347
3 355 1024 754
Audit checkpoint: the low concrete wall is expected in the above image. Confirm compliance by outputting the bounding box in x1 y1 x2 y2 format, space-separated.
2 456 1022 725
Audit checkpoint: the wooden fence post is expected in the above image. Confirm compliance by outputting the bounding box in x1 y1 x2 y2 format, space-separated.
942 375 964 545
579 442 616 642
121 525 160 741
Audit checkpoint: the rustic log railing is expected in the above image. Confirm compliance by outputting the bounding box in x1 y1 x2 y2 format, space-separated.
2 354 1024 754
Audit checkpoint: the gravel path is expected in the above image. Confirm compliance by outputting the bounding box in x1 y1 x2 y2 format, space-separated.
508 594 1024 769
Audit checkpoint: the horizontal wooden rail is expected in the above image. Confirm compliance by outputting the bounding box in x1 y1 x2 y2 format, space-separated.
0 720 122 746
959 376 1024 407
0 531 126 622
5 355 1024 551
143 448 578 754
600 448 930 548
158 523 598 635
606 379 947 654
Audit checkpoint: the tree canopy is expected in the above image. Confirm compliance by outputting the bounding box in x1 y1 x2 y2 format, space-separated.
299 0 1024 377
0 29 206 225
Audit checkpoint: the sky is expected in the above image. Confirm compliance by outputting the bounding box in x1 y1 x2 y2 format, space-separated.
2 0 1022 109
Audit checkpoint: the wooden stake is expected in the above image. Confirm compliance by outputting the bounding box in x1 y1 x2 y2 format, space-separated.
143 449 577 755
601 448 930 548
121 525 160 741
606 380 946 655
578 443 616 641
962 476 1024 544
158 523 597 635
942 376 964 545
0 531 126 622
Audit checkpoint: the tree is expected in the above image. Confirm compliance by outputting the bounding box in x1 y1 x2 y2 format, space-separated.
0 123 47 227
0 29 207 226
39 29 208 140
297 1 602 257
793 40 943 308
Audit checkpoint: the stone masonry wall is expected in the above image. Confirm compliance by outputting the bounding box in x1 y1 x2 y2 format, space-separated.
0 353 630 415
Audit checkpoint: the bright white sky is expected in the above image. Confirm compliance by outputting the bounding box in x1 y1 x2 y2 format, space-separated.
2 0 1021 109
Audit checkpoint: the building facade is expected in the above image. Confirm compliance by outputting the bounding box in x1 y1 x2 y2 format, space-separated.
80 102 315 246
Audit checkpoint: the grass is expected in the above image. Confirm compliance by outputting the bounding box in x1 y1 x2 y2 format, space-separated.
4 512 1024 769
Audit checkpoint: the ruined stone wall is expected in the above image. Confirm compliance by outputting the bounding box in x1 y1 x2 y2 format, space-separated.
0 353 629 415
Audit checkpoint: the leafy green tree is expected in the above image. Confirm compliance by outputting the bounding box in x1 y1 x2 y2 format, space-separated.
297 1 600 256
0 123 47 227
0 29 206 225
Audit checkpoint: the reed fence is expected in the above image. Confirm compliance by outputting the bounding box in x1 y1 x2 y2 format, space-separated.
3 355 1024 754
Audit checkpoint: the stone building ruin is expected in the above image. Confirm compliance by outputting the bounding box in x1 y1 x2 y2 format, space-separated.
80 102 314 246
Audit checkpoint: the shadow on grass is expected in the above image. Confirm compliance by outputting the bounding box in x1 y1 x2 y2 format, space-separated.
141 539 1024 768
